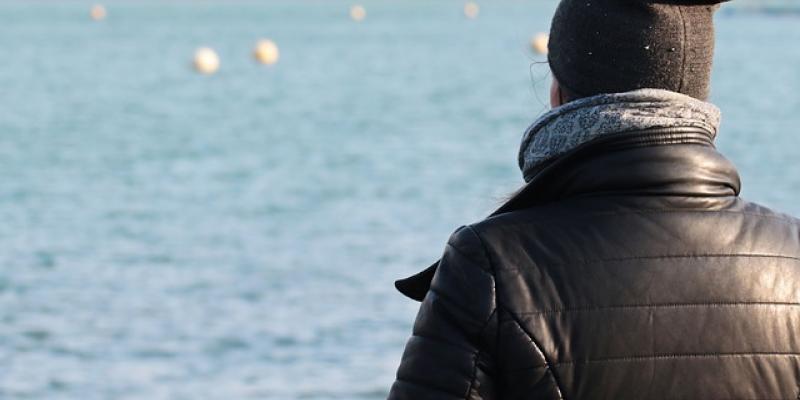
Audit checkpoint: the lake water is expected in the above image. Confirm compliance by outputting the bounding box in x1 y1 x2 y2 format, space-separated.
1 1 799 399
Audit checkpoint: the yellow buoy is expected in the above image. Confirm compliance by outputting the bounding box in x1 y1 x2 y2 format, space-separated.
90 4 107 21
464 2 480 19
193 47 220 75
530 33 549 55
254 39 280 65
350 5 366 22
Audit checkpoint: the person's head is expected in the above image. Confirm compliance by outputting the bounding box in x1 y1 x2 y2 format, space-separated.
547 0 729 108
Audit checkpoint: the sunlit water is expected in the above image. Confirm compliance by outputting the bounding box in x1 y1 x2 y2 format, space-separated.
1 1 799 399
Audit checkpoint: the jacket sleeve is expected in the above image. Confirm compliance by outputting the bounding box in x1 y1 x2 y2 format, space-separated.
388 226 498 400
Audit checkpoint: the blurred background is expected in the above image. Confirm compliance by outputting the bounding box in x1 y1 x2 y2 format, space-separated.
1 1 798 399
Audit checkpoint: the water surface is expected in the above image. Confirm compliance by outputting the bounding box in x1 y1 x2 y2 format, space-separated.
1 1 798 399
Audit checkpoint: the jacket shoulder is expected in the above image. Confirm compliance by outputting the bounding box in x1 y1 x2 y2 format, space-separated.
739 200 800 225
446 225 493 274
467 202 571 240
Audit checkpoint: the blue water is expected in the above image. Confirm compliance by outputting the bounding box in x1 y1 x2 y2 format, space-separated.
1 1 798 399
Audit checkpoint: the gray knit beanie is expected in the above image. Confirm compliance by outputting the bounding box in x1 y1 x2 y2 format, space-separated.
548 0 730 100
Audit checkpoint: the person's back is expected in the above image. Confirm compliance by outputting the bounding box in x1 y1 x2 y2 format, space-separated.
387 0 800 399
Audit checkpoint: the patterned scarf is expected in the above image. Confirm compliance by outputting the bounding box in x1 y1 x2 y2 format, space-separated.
518 89 722 182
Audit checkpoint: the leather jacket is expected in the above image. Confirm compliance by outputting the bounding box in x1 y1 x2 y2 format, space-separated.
388 127 800 399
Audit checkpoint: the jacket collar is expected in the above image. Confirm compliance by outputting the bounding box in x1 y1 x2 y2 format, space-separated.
395 127 741 301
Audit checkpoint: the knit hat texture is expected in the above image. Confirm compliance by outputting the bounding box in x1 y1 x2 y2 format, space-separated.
548 0 730 100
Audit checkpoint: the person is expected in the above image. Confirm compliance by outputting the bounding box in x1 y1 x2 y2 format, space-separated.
387 0 800 398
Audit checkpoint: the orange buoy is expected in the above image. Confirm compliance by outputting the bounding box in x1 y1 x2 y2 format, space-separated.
90 4 107 21
530 33 549 55
254 39 280 65
350 5 366 22
464 2 480 19
193 47 220 75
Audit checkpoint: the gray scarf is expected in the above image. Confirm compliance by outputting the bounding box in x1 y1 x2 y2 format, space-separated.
518 89 722 182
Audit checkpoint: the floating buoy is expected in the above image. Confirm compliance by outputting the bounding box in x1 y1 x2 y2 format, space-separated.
464 2 480 19
90 4 107 21
530 33 549 55
350 5 366 22
254 39 280 65
193 47 220 75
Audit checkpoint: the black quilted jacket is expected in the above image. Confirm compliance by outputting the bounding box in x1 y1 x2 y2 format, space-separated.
388 127 800 399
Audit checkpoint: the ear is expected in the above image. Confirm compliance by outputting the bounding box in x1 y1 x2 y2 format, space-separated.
550 77 562 108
